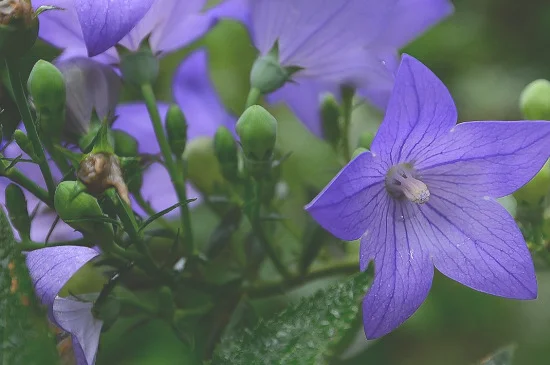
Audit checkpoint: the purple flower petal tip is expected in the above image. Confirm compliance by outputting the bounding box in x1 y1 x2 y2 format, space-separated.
74 0 155 56
307 53 549 338
26 246 100 309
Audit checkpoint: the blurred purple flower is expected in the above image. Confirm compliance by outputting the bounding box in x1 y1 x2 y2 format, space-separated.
34 0 246 62
27 245 101 365
239 0 453 136
113 49 235 216
306 55 550 339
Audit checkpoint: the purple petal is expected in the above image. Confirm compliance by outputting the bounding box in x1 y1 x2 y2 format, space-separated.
173 50 237 136
420 187 537 299
418 121 550 198
53 296 103 365
250 0 396 84
361 198 433 339
357 49 399 110
376 0 453 48
305 151 386 241
34 0 85 51
74 0 155 56
207 0 251 26
26 246 100 311
371 54 457 168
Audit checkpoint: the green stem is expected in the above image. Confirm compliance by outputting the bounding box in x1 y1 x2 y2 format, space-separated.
340 86 355 161
4 58 56 198
18 238 89 251
249 180 291 280
246 261 359 298
245 87 261 108
0 156 51 206
140 83 194 255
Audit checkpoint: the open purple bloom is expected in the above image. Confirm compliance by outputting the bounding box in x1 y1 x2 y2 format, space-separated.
306 55 550 339
35 0 246 62
27 246 102 365
241 0 453 136
113 50 235 215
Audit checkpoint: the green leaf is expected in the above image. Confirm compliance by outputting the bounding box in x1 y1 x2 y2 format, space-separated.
138 199 196 233
213 269 372 365
478 345 516 365
0 208 60 364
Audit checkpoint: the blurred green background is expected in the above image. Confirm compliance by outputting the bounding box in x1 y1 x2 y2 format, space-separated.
7 0 550 364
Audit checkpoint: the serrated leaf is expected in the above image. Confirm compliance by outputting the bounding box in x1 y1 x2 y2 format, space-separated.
0 208 60 365
478 345 516 365
213 269 371 365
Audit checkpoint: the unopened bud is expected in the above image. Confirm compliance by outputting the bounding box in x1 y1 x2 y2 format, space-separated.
358 131 375 150
250 42 300 94
183 137 224 194
352 147 368 159
118 45 159 86
520 79 550 120
54 180 114 241
320 94 341 147
27 60 66 141
5 183 31 240
214 126 239 182
0 0 38 57
113 130 138 157
514 160 550 208
165 104 187 157
13 129 36 159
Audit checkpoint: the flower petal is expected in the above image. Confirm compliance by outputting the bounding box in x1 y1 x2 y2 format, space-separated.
305 151 386 241
53 296 103 365
377 0 453 48
361 198 433 339
370 54 457 168
74 0 155 56
26 246 100 311
207 0 251 26
173 50 237 136
357 49 399 110
34 0 84 50
419 187 537 299
418 121 550 198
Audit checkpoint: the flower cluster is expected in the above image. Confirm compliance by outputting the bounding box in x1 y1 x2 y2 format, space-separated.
1 0 550 364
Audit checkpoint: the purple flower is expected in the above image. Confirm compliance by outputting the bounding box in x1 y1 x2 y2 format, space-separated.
34 0 246 62
306 55 550 339
26 246 102 365
113 50 235 215
241 0 453 136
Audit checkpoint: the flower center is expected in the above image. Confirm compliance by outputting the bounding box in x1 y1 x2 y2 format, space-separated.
385 164 430 204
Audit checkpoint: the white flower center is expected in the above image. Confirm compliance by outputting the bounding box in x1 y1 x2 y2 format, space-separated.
385 164 430 204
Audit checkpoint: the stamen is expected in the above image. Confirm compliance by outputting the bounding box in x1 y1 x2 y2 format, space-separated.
385 164 430 204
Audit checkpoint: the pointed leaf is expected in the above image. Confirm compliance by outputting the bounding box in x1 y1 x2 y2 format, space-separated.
213 269 371 364
138 199 196 233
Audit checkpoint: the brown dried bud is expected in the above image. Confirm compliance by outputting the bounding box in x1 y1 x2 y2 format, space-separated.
77 152 131 205
0 0 33 26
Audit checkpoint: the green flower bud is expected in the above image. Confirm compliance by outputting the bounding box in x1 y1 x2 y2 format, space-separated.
54 180 114 241
27 60 66 141
13 129 36 159
236 105 277 161
352 147 368 159
250 42 301 94
158 286 175 322
118 45 159 86
120 157 143 195
514 160 550 208
113 130 138 157
358 131 375 150
320 94 341 147
520 79 550 120
214 126 239 182
165 104 187 157
5 183 31 240
0 0 38 57
183 137 225 195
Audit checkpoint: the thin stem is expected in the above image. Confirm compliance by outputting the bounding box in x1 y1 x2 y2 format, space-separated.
249 180 291 280
245 261 359 298
245 87 261 108
140 83 194 255
18 238 89 251
340 86 355 162
4 58 56 198
0 156 51 206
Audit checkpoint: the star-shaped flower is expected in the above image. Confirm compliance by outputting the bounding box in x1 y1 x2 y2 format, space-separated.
33 0 245 61
306 55 550 339
240 0 453 136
